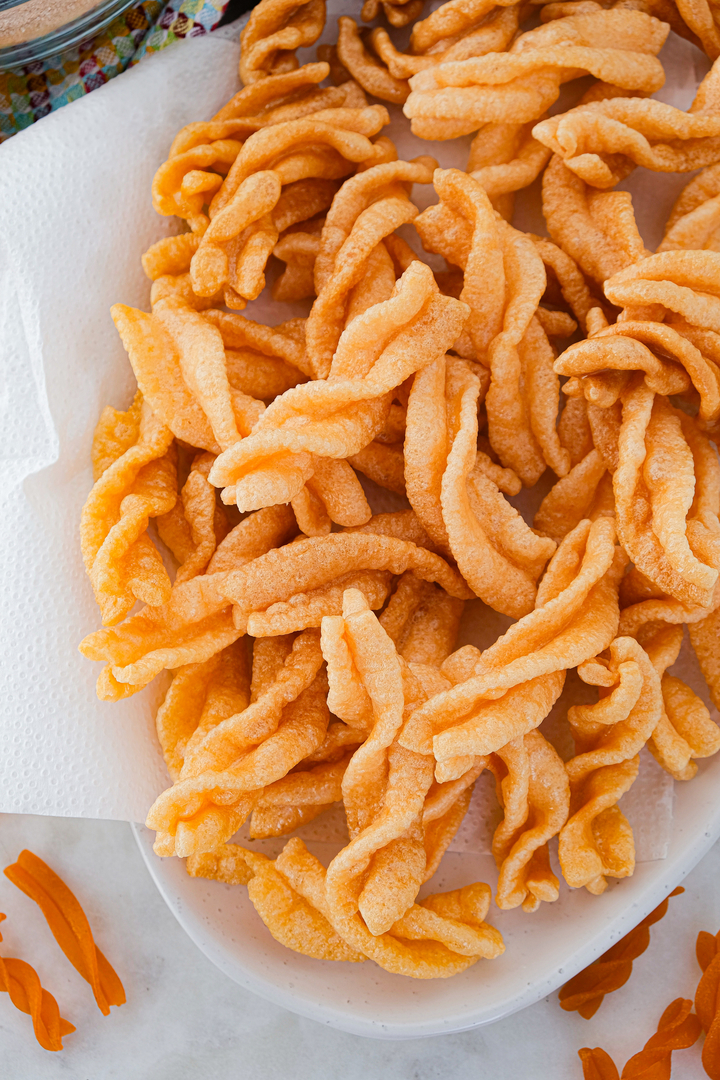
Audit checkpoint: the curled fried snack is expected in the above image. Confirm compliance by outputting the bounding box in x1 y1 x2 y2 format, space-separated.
208 262 467 511
534 61 720 188
534 449 609 542
80 506 296 700
337 18 411 104
307 158 437 376
555 319 720 425
0 938 75 1052
660 160 720 254
489 730 570 911
220 531 472 638
272 222 322 303
559 636 662 893
111 301 264 454
361 0 424 29
613 381 720 607
146 660 330 857
4 850 126 1017
81 394 176 625
407 352 556 616
559 887 684 1018
468 119 551 219
542 154 648 284
277 837 504 977
239 0 327 85
154 640 251 781
404 518 625 749
189 108 391 308
605 251 720 337
415 169 555 485
157 452 230 584
371 3 520 84
378 572 464 667
249 751 356 838
323 593 435 931
403 11 667 140
689 604 720 713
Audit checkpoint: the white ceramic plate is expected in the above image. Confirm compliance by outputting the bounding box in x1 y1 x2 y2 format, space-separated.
133 749 720 1039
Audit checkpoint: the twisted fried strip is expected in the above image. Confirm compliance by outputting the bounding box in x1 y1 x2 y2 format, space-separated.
277 838 504 977
248 750 357 838
4 851 126 1017
208 262 468 510
613 381 720 607
402 518 625 751
111 300 264 454
534 449 610 542
146 660 330 857
189 108 390 308
534 60 720 188
188 803 503 976
605 251 720 337
204 308 310 378
337 18 411 104
378 571 464 667
469 118 551 220
555 318 720 425
81 395 176 625
79 505 296 700
489 730 570 911
431 355 556 616
559 887 684 1017
415 169 556 485
361 0 424 28
689 604 720 712
371 3 520 84
154 640 251 781
403 11 667 140
559 636 662 893
157 452 230 584
306 157 438 376
239 0 327 85
542 153 647 284
220 532 472 643
272 221 322 302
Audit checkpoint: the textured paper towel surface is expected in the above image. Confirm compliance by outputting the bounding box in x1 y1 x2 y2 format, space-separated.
0 13 712 857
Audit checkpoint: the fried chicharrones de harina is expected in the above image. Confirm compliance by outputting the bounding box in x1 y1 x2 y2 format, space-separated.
79 0 720 979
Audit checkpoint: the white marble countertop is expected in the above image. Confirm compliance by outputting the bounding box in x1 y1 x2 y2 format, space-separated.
0 814 717 1079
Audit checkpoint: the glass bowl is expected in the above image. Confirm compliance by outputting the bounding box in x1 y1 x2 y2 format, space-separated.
0 0 137 69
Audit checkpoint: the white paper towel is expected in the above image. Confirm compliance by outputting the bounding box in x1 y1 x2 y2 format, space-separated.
0 14 711 864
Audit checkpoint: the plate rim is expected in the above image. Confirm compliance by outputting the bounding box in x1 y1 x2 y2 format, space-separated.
131 772 720 1040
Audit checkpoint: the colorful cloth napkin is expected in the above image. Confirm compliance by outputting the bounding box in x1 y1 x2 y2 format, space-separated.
0 0 231 142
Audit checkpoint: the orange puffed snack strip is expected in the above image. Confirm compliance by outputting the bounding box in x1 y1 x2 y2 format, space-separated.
579 997 701 1079
4 851 126 1017
695 928 720 1079
579 1047 619 1080
560 886 684 1018
0 914 75 1053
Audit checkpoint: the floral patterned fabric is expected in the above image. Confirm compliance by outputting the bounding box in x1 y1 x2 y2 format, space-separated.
0 0 229 142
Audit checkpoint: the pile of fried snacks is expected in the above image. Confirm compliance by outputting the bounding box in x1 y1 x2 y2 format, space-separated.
0 851 125 1051
79 0 720 979
577 920 720 1078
